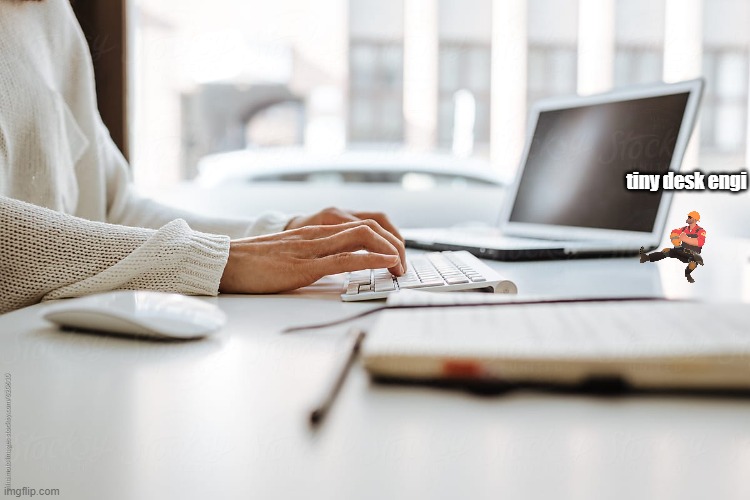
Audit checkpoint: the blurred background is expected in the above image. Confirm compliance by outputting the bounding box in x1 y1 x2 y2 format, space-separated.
125 0 749 190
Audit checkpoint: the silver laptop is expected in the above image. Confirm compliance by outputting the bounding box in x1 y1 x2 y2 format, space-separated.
404 79 704 260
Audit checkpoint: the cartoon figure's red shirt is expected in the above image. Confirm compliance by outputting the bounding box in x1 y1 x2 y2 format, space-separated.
672 225 706 249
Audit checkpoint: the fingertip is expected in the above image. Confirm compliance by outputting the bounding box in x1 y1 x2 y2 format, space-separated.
388 261 405 277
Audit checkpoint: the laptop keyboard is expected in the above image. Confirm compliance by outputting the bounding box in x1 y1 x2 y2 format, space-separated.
342 251 500 301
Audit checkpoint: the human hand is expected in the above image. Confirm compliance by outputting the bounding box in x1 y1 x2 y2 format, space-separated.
284 207 406 275
219 220 403 294
679 233 692 243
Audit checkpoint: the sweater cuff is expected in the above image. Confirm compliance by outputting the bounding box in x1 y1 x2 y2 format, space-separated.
245 210 295 237
175 229 231 295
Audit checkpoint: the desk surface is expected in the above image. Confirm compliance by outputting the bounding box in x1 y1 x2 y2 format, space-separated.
3 240 750 499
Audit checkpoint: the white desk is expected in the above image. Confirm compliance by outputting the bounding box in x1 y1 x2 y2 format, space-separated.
3 236 750 500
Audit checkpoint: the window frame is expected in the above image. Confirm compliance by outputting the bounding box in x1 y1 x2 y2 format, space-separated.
73 0 129 160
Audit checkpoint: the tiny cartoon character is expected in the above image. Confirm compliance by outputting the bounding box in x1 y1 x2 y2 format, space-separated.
639 211 705 283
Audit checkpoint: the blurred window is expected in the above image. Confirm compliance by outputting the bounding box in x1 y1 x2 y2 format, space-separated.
437 43 491 147
527 45 578 107
245 101 305 148
129 0 750 189
614 47 663 86
702 49 748 153
348 41 404 143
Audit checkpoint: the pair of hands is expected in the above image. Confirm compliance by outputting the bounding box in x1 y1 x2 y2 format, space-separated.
219 207 406 294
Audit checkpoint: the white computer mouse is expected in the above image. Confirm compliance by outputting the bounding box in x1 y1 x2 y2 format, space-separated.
43 291 226 340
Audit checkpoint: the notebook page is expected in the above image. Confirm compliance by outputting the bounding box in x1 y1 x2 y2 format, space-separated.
363 300 750 360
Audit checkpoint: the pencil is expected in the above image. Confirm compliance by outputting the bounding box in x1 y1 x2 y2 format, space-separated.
309 328 366 427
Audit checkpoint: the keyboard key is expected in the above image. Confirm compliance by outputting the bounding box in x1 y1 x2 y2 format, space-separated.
397 282 427 289
374 280 396 292
417 279 445 287
445 276 470 284
440 271 463 278
346 283 360 295
348 270 372 285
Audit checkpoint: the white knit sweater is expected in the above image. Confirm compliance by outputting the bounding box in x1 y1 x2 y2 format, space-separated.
0 0 291 314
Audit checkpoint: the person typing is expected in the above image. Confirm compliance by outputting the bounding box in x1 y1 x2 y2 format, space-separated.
0 0 405 314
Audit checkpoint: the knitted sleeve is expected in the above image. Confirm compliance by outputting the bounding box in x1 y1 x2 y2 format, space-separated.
0 196 230 315
98 120 292 238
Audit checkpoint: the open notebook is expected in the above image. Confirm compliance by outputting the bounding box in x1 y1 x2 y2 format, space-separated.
361 291 750 393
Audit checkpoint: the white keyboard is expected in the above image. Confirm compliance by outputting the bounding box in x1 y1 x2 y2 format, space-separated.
341 250 517 301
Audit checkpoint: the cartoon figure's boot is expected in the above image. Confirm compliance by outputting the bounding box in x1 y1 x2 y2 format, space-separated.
639 247 649 263
685 262 697 283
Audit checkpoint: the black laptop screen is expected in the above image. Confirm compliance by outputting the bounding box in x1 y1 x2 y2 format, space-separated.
508 92 690 233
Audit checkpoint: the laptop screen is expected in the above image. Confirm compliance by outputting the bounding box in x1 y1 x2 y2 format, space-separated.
508 92 691 233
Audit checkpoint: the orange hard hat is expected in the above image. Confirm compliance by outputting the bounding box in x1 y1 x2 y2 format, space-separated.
688 211 700 221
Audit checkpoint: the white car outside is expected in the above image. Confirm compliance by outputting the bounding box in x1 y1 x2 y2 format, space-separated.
194 148 507 189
